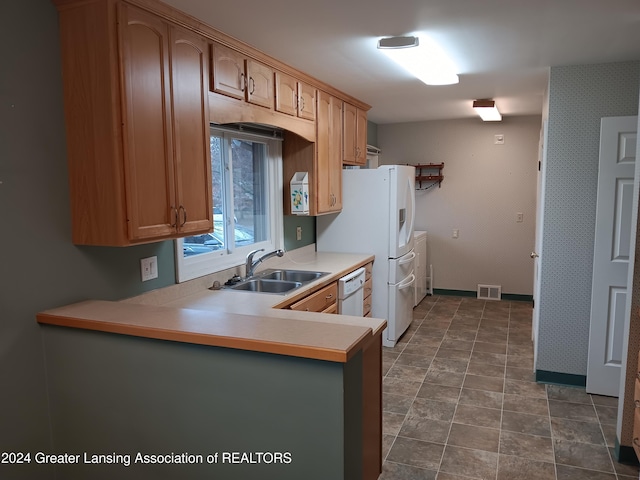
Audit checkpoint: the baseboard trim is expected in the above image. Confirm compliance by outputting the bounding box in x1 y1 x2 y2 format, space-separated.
502 293 534 302
433 289 533 302
433 289 476 298
535 370 587 387
615 437 639 464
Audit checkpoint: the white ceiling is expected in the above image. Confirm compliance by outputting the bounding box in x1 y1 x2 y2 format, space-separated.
163 0 640 124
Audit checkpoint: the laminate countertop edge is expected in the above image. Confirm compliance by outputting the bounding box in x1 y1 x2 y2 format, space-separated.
37 299 384 363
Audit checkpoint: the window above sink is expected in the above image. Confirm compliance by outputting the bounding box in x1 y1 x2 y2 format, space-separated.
175 127 284 282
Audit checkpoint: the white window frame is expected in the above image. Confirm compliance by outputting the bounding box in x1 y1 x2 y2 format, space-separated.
175 128 283 283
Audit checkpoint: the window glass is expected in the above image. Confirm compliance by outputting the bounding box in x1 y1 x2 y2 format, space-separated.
176 127 283 282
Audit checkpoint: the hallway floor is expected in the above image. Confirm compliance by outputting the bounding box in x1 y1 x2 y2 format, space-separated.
380 295 639 480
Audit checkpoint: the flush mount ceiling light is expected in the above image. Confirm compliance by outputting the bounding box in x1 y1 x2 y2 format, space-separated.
377 34 459 86
473 99 502 121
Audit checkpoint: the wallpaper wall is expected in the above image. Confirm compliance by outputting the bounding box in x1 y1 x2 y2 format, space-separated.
536 61 640 377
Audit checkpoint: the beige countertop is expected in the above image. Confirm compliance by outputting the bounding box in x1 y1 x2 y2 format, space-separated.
37 248 386 362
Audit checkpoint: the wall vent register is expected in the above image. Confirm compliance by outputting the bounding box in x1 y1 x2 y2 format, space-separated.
477 284 501 301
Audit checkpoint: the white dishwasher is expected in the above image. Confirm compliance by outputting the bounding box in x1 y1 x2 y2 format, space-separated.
337 267 366 316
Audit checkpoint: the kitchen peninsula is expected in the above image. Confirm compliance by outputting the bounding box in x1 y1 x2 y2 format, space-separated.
37 251 384 480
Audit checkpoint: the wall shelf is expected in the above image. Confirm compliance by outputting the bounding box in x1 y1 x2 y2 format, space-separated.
415 163 444 189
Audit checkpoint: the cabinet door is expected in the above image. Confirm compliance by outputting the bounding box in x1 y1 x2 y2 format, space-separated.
343 103 367 165
298 81 316 121
328 95 343 210
211 43 246 100
343 102 357 164
170 26 213 235
119 4 176 240
289 283 337 312
356 107 368 165
246 59 273 109
275 71 297 116
316 92 343 214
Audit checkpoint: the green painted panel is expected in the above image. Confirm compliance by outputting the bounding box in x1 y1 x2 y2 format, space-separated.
42 326 350 480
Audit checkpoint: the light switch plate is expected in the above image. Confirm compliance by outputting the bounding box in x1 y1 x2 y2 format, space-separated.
140 256 158 282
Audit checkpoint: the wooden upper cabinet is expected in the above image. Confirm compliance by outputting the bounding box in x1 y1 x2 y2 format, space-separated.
211 43 273 109
169 26 214 235
343 102 368 166
275 71 316 121
316 91 343 214
120 5 176 240
120 5 212 241
282 91 342 216
298 82 317 121
210 43 246 100
246 59 273 108
54 0 212 245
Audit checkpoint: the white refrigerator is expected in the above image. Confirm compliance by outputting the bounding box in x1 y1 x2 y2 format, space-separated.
316 165 416 347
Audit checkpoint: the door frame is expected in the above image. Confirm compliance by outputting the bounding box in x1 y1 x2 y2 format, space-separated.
532 119 548 371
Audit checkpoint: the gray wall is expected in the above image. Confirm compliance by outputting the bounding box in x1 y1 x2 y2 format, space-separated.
1 2 177 477
378 116 541 295
536 61 640 376
367 121 378 148
42 326 356 480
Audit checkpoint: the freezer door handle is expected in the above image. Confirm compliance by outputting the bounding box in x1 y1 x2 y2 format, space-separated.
398 273 416 290
398 251 416 265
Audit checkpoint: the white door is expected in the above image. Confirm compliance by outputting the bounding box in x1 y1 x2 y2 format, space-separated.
587 116 638 396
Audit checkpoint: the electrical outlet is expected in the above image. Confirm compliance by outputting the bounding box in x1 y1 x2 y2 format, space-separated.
516 212 524 223
296 226 302 241
452 229 459 239
140 256 158 282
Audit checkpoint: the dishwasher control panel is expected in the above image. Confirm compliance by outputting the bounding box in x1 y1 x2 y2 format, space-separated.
338 267 366 298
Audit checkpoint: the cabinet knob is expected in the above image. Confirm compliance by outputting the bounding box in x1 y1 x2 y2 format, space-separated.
240 73 246 92
326 294 333 300
635 400 640 408
170 206 178 228
634 437 640 447
179 205 187 227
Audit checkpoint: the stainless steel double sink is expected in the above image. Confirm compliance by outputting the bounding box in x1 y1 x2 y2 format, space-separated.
229 269 330 294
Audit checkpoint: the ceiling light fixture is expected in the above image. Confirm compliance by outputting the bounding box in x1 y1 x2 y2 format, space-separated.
377 34 459 86
473 99 502 121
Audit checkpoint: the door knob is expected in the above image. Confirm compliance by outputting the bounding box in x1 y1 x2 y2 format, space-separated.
530 251 539 258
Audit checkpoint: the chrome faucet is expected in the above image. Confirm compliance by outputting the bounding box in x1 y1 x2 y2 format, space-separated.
245 248 284 278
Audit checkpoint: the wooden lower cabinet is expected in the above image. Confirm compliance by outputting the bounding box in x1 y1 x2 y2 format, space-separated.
289 282 337 313
363 262 373 317
634 359 640 459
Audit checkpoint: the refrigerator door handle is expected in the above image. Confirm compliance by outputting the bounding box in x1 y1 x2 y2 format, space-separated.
398 273 416 290
405 175 416 246
398 251 416 265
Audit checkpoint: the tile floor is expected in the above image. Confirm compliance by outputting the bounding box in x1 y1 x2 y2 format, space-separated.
380 295 640 480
